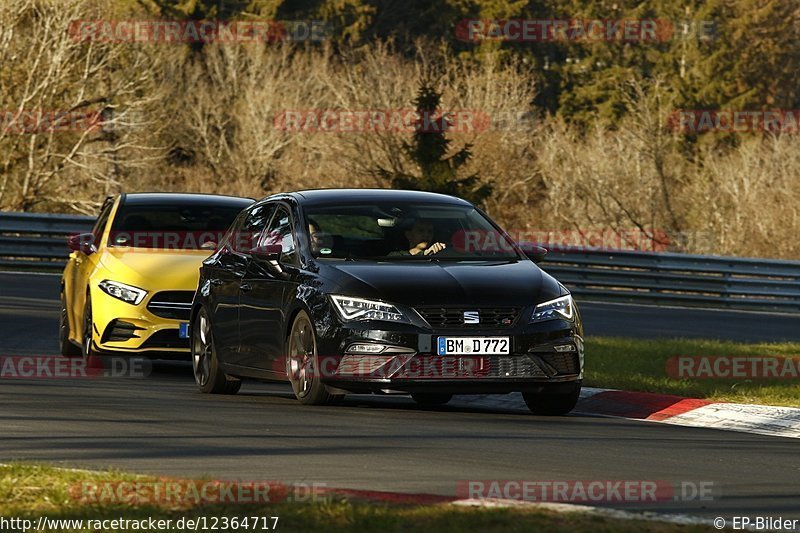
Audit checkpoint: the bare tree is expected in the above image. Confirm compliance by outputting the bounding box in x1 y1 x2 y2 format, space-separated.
0 0 166 213
538 78 689 251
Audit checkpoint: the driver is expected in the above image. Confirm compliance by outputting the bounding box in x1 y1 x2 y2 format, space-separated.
393 219 447 256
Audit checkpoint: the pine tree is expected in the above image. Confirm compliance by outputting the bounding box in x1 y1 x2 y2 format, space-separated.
376 83 492 206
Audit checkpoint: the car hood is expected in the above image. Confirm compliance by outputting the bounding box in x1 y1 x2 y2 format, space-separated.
95 248 211 292
319 260 563 308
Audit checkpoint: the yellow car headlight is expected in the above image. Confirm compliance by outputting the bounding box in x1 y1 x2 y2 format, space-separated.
98 280 148 305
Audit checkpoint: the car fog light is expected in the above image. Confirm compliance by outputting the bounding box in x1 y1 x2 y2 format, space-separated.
346 343 387 354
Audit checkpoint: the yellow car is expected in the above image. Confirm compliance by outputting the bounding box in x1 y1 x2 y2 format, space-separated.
60 193 253 359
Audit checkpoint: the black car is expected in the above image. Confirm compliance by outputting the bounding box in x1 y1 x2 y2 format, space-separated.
190 189 584 414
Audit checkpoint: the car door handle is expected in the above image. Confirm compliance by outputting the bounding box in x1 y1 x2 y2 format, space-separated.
240 283 252 292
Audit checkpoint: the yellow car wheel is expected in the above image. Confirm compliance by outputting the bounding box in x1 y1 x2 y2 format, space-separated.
59 294 81 357
81 297 104 370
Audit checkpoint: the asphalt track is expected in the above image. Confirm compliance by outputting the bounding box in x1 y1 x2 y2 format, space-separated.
1 271 799 520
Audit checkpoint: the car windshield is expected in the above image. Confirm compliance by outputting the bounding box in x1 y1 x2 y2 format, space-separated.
304 203 521 260
108 203 244 249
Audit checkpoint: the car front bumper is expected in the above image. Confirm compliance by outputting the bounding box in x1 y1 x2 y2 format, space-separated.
314 314 584 394
90 289 192 357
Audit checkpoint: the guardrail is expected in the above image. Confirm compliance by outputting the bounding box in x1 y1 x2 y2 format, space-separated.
0 212 93 271
2 212 799 313
543 249 800 313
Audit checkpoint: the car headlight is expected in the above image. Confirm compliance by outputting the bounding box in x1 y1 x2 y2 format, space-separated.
331 295 410 324
531 295 574 323
98 280 148 305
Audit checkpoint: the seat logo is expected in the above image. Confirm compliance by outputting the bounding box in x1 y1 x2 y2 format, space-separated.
463 311 480 324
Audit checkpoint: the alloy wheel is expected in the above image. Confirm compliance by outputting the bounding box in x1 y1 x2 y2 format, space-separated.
287 313 316 398
193 311 213 387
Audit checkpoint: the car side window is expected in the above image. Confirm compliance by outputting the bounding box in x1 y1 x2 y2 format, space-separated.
240 203 276 252
91 197 115 246
262 206 298 265
222 203 274 253
218 209 247 252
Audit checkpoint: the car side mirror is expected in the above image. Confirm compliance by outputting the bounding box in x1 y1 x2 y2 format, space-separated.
520 243 547 263
250 244 282 262
68 233 97 255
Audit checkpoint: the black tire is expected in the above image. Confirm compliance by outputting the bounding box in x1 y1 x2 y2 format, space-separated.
59 294 82 357
81 296 105 370
82 297 94 359
192 308 241 395
286 310 343 405
411 393 453 407
523 383 581 415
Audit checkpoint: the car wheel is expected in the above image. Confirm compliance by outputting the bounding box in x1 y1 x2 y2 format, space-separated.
411 393 452 407
286 310 343 405
81 297 105 370
192 308 241 395
59 294 82 357
522 383 581 415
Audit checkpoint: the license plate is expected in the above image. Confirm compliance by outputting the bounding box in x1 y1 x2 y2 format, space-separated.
437 337 510 355
179 323 190 339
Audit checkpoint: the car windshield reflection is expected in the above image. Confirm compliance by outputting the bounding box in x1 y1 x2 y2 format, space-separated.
304 203 521 261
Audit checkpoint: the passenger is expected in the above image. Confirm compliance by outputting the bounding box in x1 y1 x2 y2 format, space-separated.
308 218 332 255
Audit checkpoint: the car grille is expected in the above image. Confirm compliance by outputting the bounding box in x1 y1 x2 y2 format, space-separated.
147 291 193 320
334 354 548 379
396 355 547 379
415 307 520 329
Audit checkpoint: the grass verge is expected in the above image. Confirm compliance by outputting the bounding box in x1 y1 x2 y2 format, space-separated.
0 463 708 533
585 337 800 407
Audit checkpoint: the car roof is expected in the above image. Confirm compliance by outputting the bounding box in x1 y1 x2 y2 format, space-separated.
271 189 473 207
121 192 254 208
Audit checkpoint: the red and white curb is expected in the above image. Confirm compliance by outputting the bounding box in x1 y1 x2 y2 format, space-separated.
451 499 714 528
451 388 800 440
0 464 715 528
328 488 713 527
